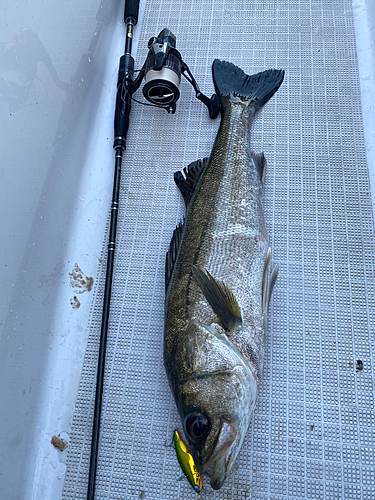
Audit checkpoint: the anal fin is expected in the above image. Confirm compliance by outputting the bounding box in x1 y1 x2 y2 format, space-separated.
251 151 267 184
191 265 242 331
268 265 279 309
262 248 279 314
174 158 209 206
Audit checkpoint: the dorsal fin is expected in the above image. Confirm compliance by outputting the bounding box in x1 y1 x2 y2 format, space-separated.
174 158 209 206
191 265 242 331
165 221 184 292
251 151 267 184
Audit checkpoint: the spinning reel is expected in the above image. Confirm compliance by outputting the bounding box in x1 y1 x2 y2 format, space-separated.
125 28 220 117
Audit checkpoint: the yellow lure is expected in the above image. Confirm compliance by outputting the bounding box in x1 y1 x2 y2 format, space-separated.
174 430 203 494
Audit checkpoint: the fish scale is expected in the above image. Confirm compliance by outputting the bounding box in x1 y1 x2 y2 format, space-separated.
164 59 284 489
205 102 268 375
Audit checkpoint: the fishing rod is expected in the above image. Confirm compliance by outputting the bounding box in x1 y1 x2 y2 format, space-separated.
87 0 220 497
86 1 140 498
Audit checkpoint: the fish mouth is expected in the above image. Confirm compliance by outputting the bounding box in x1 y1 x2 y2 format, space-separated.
210 452 230 490
200 421 237 490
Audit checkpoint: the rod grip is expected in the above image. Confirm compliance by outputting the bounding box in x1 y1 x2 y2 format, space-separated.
114 84 132 150
124 0 139 25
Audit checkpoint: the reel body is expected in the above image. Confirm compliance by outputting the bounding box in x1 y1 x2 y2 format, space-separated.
126 28 220 117
143 29 181 109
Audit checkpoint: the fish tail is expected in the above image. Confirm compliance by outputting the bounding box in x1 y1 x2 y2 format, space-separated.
212 60 284 111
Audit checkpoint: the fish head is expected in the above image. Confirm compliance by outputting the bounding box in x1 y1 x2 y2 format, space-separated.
173 319 258 489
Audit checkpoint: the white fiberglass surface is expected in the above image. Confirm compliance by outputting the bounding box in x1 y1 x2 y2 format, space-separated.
0 1 145 498
0 1 375 500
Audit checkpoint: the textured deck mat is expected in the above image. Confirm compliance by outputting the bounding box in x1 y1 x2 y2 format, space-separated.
62 0 375 499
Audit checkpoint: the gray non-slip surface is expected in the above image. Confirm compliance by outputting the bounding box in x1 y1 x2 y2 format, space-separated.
62 1 375 499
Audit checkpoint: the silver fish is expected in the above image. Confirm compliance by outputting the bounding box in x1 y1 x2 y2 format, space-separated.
164 60 284 489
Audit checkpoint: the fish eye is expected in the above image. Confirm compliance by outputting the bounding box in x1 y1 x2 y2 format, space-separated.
185 413 211 441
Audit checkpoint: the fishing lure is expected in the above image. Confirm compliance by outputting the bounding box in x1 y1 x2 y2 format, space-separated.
174 430 202 493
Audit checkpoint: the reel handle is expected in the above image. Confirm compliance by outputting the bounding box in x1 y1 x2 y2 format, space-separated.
124 0 140 25
196 92 220 119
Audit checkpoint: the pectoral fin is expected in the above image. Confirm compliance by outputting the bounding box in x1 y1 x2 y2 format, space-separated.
191 265 242 331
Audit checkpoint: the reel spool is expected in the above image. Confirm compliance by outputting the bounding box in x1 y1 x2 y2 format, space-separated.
143 29 181 110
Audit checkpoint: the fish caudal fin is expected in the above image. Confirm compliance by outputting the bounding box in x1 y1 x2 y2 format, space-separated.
212 60 284 111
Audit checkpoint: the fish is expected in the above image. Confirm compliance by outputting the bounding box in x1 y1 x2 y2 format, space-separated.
164 59 284 490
